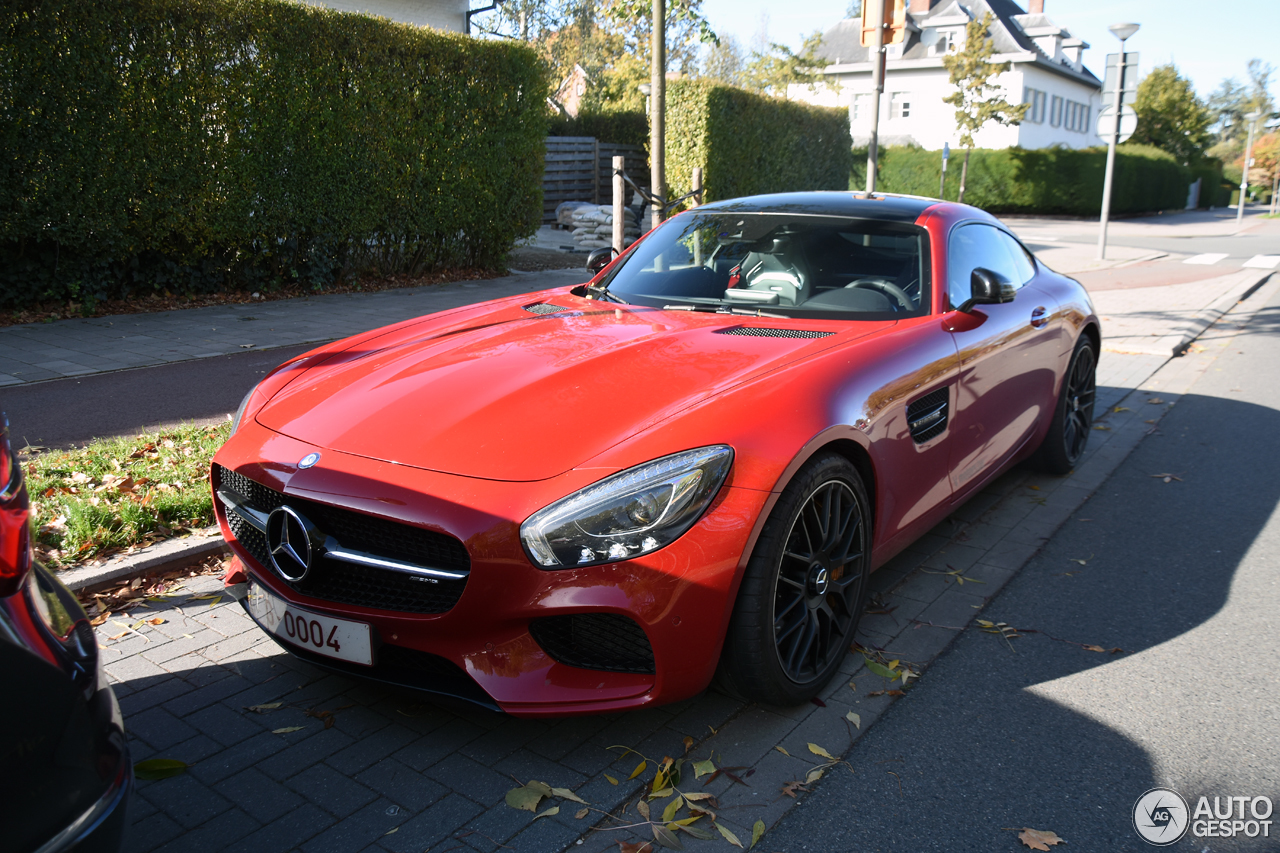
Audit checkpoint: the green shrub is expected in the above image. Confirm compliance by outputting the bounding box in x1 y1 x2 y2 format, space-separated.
853 144 1201 215
665 81 852 206
0 0 547 309
549 111 649 148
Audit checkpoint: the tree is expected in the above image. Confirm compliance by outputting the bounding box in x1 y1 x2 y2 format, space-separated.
941 13 1028 203
1208 59 1275 143
700 33 748 87
1129 64 1212 164
744 30 827 98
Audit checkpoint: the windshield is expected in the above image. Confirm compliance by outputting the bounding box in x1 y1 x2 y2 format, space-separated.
602 212 930 319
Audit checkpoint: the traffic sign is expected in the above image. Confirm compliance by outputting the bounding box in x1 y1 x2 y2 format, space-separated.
861 0 906 47
1101 52 1139 112
1097 106 1138 143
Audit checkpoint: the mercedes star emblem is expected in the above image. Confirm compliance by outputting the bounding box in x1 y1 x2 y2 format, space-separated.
266 505 319 582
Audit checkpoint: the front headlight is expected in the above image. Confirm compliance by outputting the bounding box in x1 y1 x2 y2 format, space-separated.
229 384 258 436
521 446 733 569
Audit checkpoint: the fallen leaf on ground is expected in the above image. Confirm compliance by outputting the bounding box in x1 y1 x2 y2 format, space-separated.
846 711 861 729
1018 827 1066 850
808 743 834 760
272 726 304 734
775 746 790 756
133 758 188 780
617 842 653 853
533 806 559 820
575 808 589 819
866 689 906 697
245 702 282 713
781 781 809 798
715 822 744 848
750 820 765 849
505 784 546 813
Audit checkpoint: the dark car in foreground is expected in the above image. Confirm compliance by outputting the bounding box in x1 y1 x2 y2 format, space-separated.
0 415 132 852
212 192 1099 716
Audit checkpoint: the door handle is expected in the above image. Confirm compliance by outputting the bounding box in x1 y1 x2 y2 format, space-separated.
1030 306 1049 329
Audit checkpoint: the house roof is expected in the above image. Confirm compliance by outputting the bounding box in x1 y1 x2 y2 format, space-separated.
815 0 1101 90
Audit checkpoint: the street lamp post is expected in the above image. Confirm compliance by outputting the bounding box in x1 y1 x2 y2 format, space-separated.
1237 110 1262 224
1097 22 1139 261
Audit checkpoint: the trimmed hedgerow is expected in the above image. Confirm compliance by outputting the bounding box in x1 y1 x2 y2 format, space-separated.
665 81 852 206
852 144 1215 215
549 111 649 148
0 0 547 310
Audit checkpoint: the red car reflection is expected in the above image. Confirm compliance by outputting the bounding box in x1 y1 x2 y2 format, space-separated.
212 193 1099 717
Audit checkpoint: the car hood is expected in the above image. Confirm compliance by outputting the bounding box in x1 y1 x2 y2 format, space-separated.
256 299 880 481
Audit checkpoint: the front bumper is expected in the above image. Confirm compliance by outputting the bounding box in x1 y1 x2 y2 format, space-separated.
213 422 771 717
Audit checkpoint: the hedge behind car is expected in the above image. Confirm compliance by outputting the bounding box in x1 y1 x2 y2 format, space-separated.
665 80 853 208
0 0 547 309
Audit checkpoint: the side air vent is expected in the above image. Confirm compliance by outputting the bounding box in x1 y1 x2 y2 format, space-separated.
906 387 949 444
529 613 656 674
524 303 569 315
716 327 832 339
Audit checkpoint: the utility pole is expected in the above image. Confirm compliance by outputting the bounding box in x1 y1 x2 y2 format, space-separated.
1097 22 1139 261
864 0 885 193
650 0 666 232
1237 110 1262 224
939 142 949 199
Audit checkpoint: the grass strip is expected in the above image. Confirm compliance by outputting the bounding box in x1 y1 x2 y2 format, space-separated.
26 422 230 569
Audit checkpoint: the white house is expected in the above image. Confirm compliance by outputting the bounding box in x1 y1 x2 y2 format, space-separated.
298 0 468 32
791 0 1106 151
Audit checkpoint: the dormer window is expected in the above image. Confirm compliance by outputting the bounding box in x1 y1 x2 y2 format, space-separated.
930 29 960 56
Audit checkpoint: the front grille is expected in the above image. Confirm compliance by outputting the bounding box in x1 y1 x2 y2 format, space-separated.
275 635 498 711
717 327 832 339
529 613 655 674
215 464 469 615
523 302 569 315
906 387 949 444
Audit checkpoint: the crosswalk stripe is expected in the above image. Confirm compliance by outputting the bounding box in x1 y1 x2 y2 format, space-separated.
1242 255 1280 270
1184 253 1228 265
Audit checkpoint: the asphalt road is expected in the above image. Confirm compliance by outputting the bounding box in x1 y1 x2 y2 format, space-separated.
764 285 1280 850
1 343 312 449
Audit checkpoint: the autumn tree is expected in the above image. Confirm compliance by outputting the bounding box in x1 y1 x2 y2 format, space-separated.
700 33 748 87
942 12 1027 203
1129 64 1212 164
744 30 828 99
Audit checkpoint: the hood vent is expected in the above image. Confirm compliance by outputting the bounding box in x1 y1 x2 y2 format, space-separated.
523 302 570 315
717 327 832 339
906 387 950 444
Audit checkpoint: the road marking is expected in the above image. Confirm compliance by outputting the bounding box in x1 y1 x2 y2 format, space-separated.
1184 253 1228 265
1242 254 1280 269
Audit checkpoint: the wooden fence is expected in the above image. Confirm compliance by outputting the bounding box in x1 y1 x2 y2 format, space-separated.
543 137 649 223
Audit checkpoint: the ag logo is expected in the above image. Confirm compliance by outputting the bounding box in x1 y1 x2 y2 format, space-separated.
1133 787 1190 845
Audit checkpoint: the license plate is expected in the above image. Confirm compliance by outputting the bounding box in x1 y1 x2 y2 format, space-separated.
246 582 374 666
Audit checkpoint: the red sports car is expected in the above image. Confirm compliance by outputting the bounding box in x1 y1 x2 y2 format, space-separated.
212 193 1098 717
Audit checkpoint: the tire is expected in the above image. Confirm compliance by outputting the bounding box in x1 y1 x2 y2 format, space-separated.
1031 335 1097 475
717 454 871 706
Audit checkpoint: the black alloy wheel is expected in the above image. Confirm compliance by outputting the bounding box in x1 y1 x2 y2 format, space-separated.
718 455 871 706
1033 336 1097 474
771 478 867 683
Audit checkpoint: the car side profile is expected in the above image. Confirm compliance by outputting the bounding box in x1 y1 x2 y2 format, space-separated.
212 192 1098 716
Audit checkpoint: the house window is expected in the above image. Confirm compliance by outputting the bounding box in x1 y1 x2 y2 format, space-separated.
1023 87 1047 123
890 92 911 119
1049 95 1063 128
931 29 958 56
851 93 869 121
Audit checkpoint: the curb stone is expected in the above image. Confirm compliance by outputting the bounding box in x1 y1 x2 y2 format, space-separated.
58 525 227 592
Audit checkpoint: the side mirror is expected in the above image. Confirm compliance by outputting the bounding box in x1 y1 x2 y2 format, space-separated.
586 247 617 275
956 268 1016 313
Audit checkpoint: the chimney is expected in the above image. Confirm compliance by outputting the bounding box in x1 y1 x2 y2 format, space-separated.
1028 0 1044 12
909 0 937 13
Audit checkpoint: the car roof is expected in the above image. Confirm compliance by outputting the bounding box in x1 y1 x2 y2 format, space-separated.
694 191 945 223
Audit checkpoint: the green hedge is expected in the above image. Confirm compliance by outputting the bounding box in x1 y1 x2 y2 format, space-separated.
852 144 1207 215
549 111 649 148
0 0 547 309
665 81 852 206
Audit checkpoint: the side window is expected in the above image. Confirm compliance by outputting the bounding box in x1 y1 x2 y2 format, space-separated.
996 230 1037 284
947 224 1021 309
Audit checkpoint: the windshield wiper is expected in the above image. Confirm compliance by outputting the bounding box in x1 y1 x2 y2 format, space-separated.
662 301 789 319
585 284 628 305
